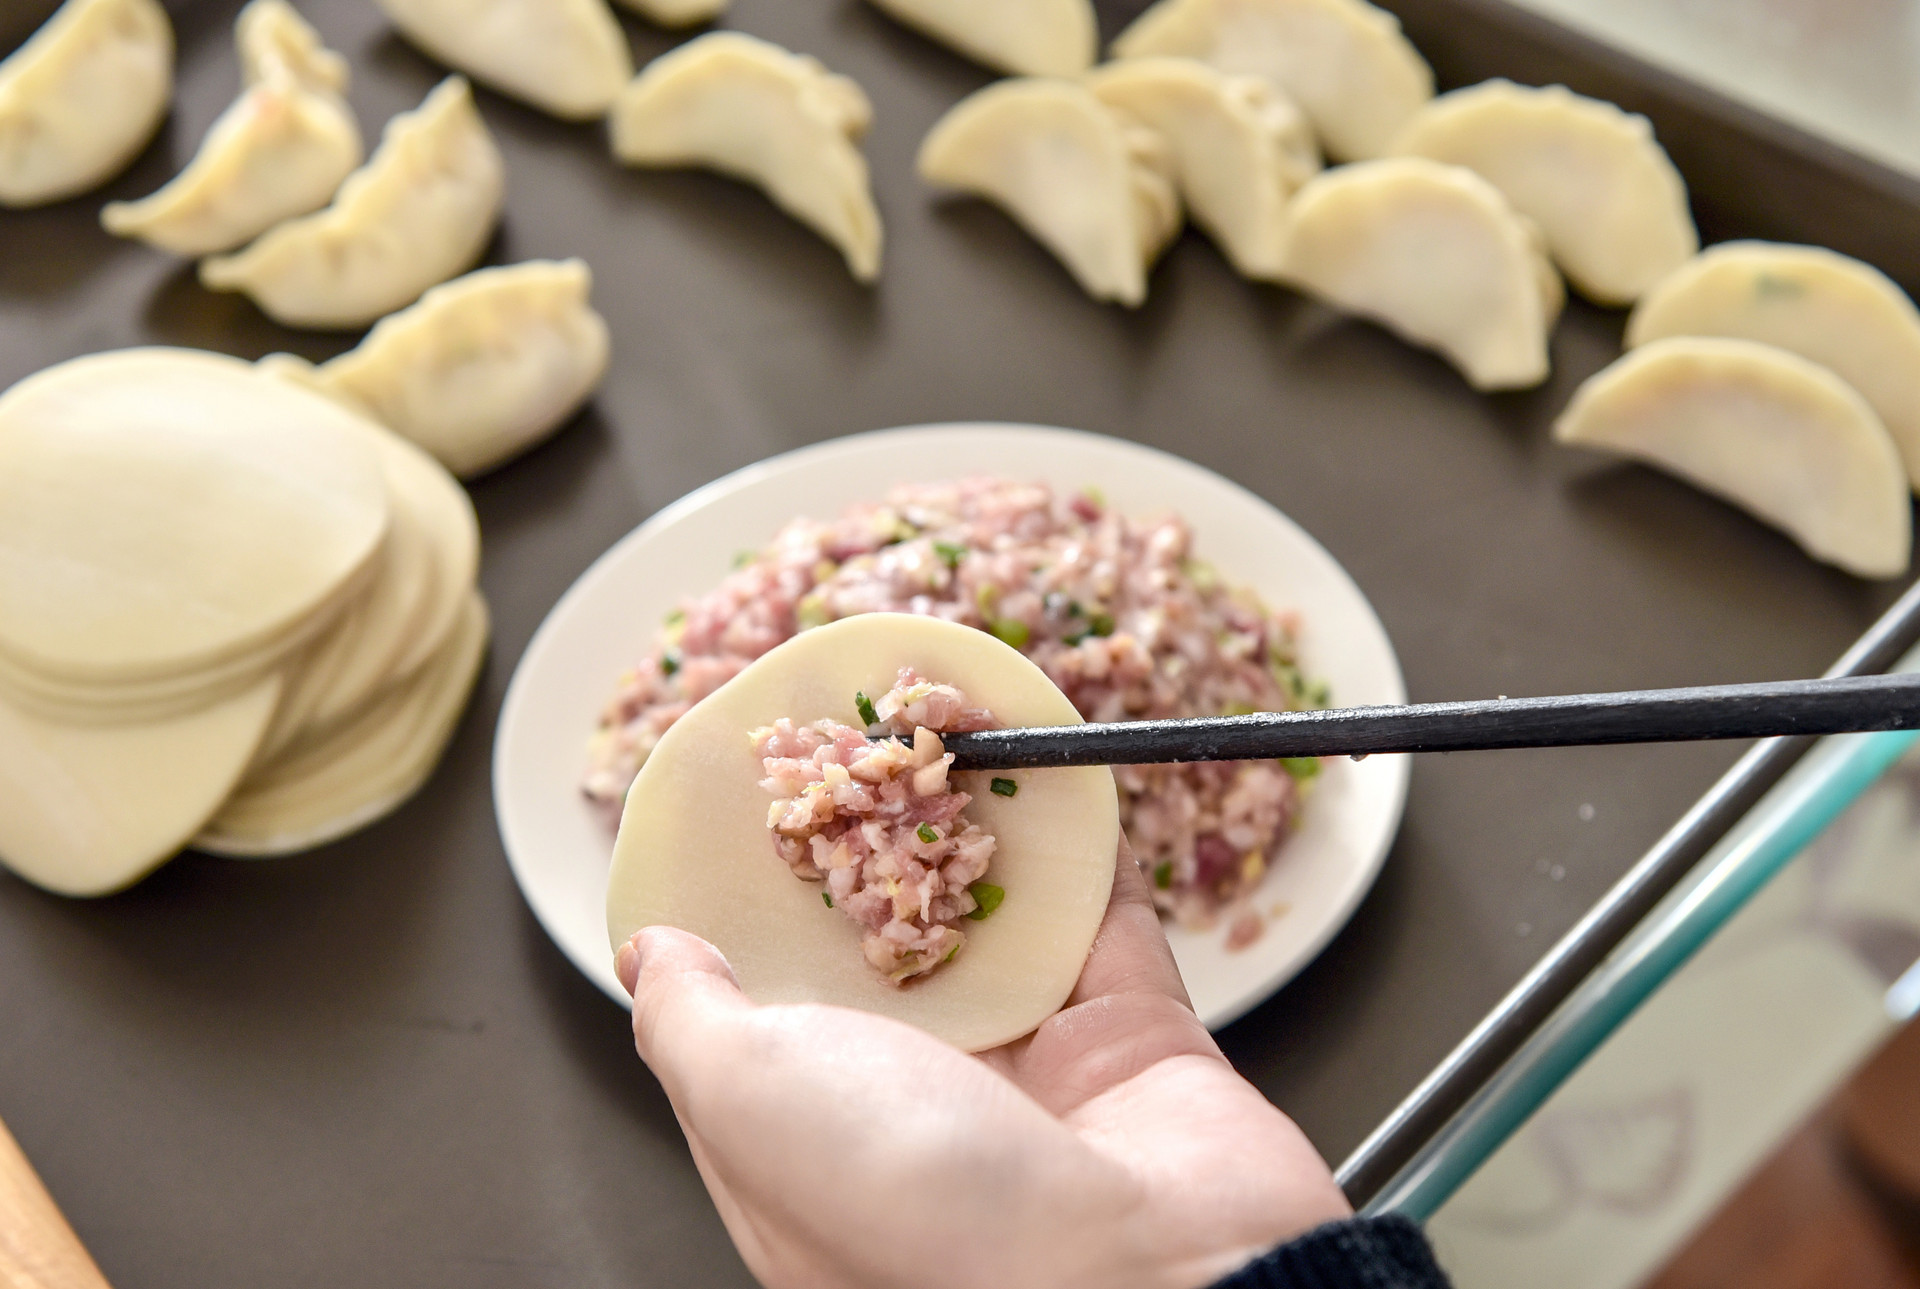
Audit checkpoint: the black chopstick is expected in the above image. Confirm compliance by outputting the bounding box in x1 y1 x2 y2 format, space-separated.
925 673 1920 772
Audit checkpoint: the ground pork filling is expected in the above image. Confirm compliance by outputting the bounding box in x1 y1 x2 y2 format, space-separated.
589 478 1325 939
751 671 1000 984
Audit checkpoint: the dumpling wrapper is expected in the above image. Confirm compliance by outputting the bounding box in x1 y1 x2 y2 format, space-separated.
1626 241 1920 492
610 33 882 284
611 0 727 28
198 593 488 857
918 78 1180 308
0 0 173 207
281 260 610 478
1088 56 1317 281
1554 336 1911 579
253 422 477 761
374 0 630 121
1281 157 1562 390
0 348 390 687
606 613 1120 1053
0 673 281 896
101 1 363 256
1112 0 1431 163
1390 80 1696 307
866 0 1097 77
200 76 506 330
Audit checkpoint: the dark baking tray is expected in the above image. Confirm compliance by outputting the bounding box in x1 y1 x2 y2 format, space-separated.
0 0 1913 1283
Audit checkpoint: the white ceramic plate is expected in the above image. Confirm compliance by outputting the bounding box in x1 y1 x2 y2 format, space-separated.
494 425 1410 1030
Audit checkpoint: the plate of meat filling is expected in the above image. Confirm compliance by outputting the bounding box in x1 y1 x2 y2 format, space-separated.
495 423 1409 1034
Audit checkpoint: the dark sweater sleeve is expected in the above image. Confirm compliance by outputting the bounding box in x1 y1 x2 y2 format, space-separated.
1208 1214 1452 1289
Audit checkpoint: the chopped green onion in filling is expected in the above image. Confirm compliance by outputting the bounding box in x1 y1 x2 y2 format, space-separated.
966 882 1005 920
917 823 940 844
1281 756 1321 781
991 619 1030 649
990 777 1018 797
822 892 833 908
933 540 967 569
660 650 681 677
854 691 879 726
1153 861 1173 890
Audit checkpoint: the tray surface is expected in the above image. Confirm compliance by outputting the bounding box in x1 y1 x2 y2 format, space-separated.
0 0 1908 1284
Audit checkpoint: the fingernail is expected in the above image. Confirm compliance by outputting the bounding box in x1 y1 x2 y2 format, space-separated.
614 932 645 993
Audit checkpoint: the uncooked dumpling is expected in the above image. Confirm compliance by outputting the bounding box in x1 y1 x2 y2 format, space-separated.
0 0 173 208
1626 242 1920 491
375 0 630 121
1088 56 1317 280
198 593 488 857
1390 80 1696 306
612 0 726 27
277 260 610 477
610 33 882 283
607 613 1119 1051
200 76 506 329
866 0 1096 77
1555 337 1911 578
101 1 362 256
1281 157 1562 389
919 78 1180 307
1112 0 1431 162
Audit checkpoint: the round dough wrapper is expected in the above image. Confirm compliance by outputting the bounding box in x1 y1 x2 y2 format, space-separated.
0 673 281 895
197 592 488 857
0 349 390 685
606 613 1120 1053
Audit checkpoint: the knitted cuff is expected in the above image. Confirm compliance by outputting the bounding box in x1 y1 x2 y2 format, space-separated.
1208 1214 1452 1289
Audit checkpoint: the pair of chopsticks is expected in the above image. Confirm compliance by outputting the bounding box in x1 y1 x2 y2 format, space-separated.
933 674 1920 772
0 1113 112 1288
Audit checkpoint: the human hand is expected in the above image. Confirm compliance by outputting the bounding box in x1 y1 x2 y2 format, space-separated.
614 837 1351 1289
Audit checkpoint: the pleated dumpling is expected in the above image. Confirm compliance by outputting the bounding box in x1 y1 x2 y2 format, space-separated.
0 0 173 208
612 0 728 26
919 78 1181 307
1555 337 1911 578
374 0 631 121
865 0 1097 77
1626 242 1920 491
611 32 883 283
101 0 362 256
1112 0 1431 163
200 76 507 330
267 260 611 477
1088 56 1317 280
1391 80 1696 306
1281 157 1562 390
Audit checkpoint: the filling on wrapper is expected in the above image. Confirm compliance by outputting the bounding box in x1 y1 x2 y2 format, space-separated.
753 670 1002 983
588 478 1326 941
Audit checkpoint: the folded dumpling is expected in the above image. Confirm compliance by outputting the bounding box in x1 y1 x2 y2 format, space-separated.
200 76 507 330
375 0 632 121
610 32 883 283
1281 157 1563 389
919 78 1181 307
0 0 174 208
1087 56 1317 280
1112 0 1431 163
267 260 611 477
612 0 728 26
865 0 1097 77
101 0 362 256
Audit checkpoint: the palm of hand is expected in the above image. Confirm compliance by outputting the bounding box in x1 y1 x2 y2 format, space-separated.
617 841 1350 1289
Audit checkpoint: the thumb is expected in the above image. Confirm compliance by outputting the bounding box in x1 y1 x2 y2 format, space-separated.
616 926 753 1084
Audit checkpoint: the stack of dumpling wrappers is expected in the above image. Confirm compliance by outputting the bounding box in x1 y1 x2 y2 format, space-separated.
0 349 488 897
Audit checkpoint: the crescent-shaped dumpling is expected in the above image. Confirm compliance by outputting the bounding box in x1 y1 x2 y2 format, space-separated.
0 0 173 208
1088 56 1317 281
610 32 883 283
1626 242 1920 492
101 1 362 256
919 78 1181 307
197 592 488 857
866 0 1097 77
1390 80 1696 307
200 76 507 330
275 260 611 478
1111 0 1431 162
606 613 1120 1052
1554 337 1911 578
611 0 727 27
374 0 631 121
1281 157 1562 390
